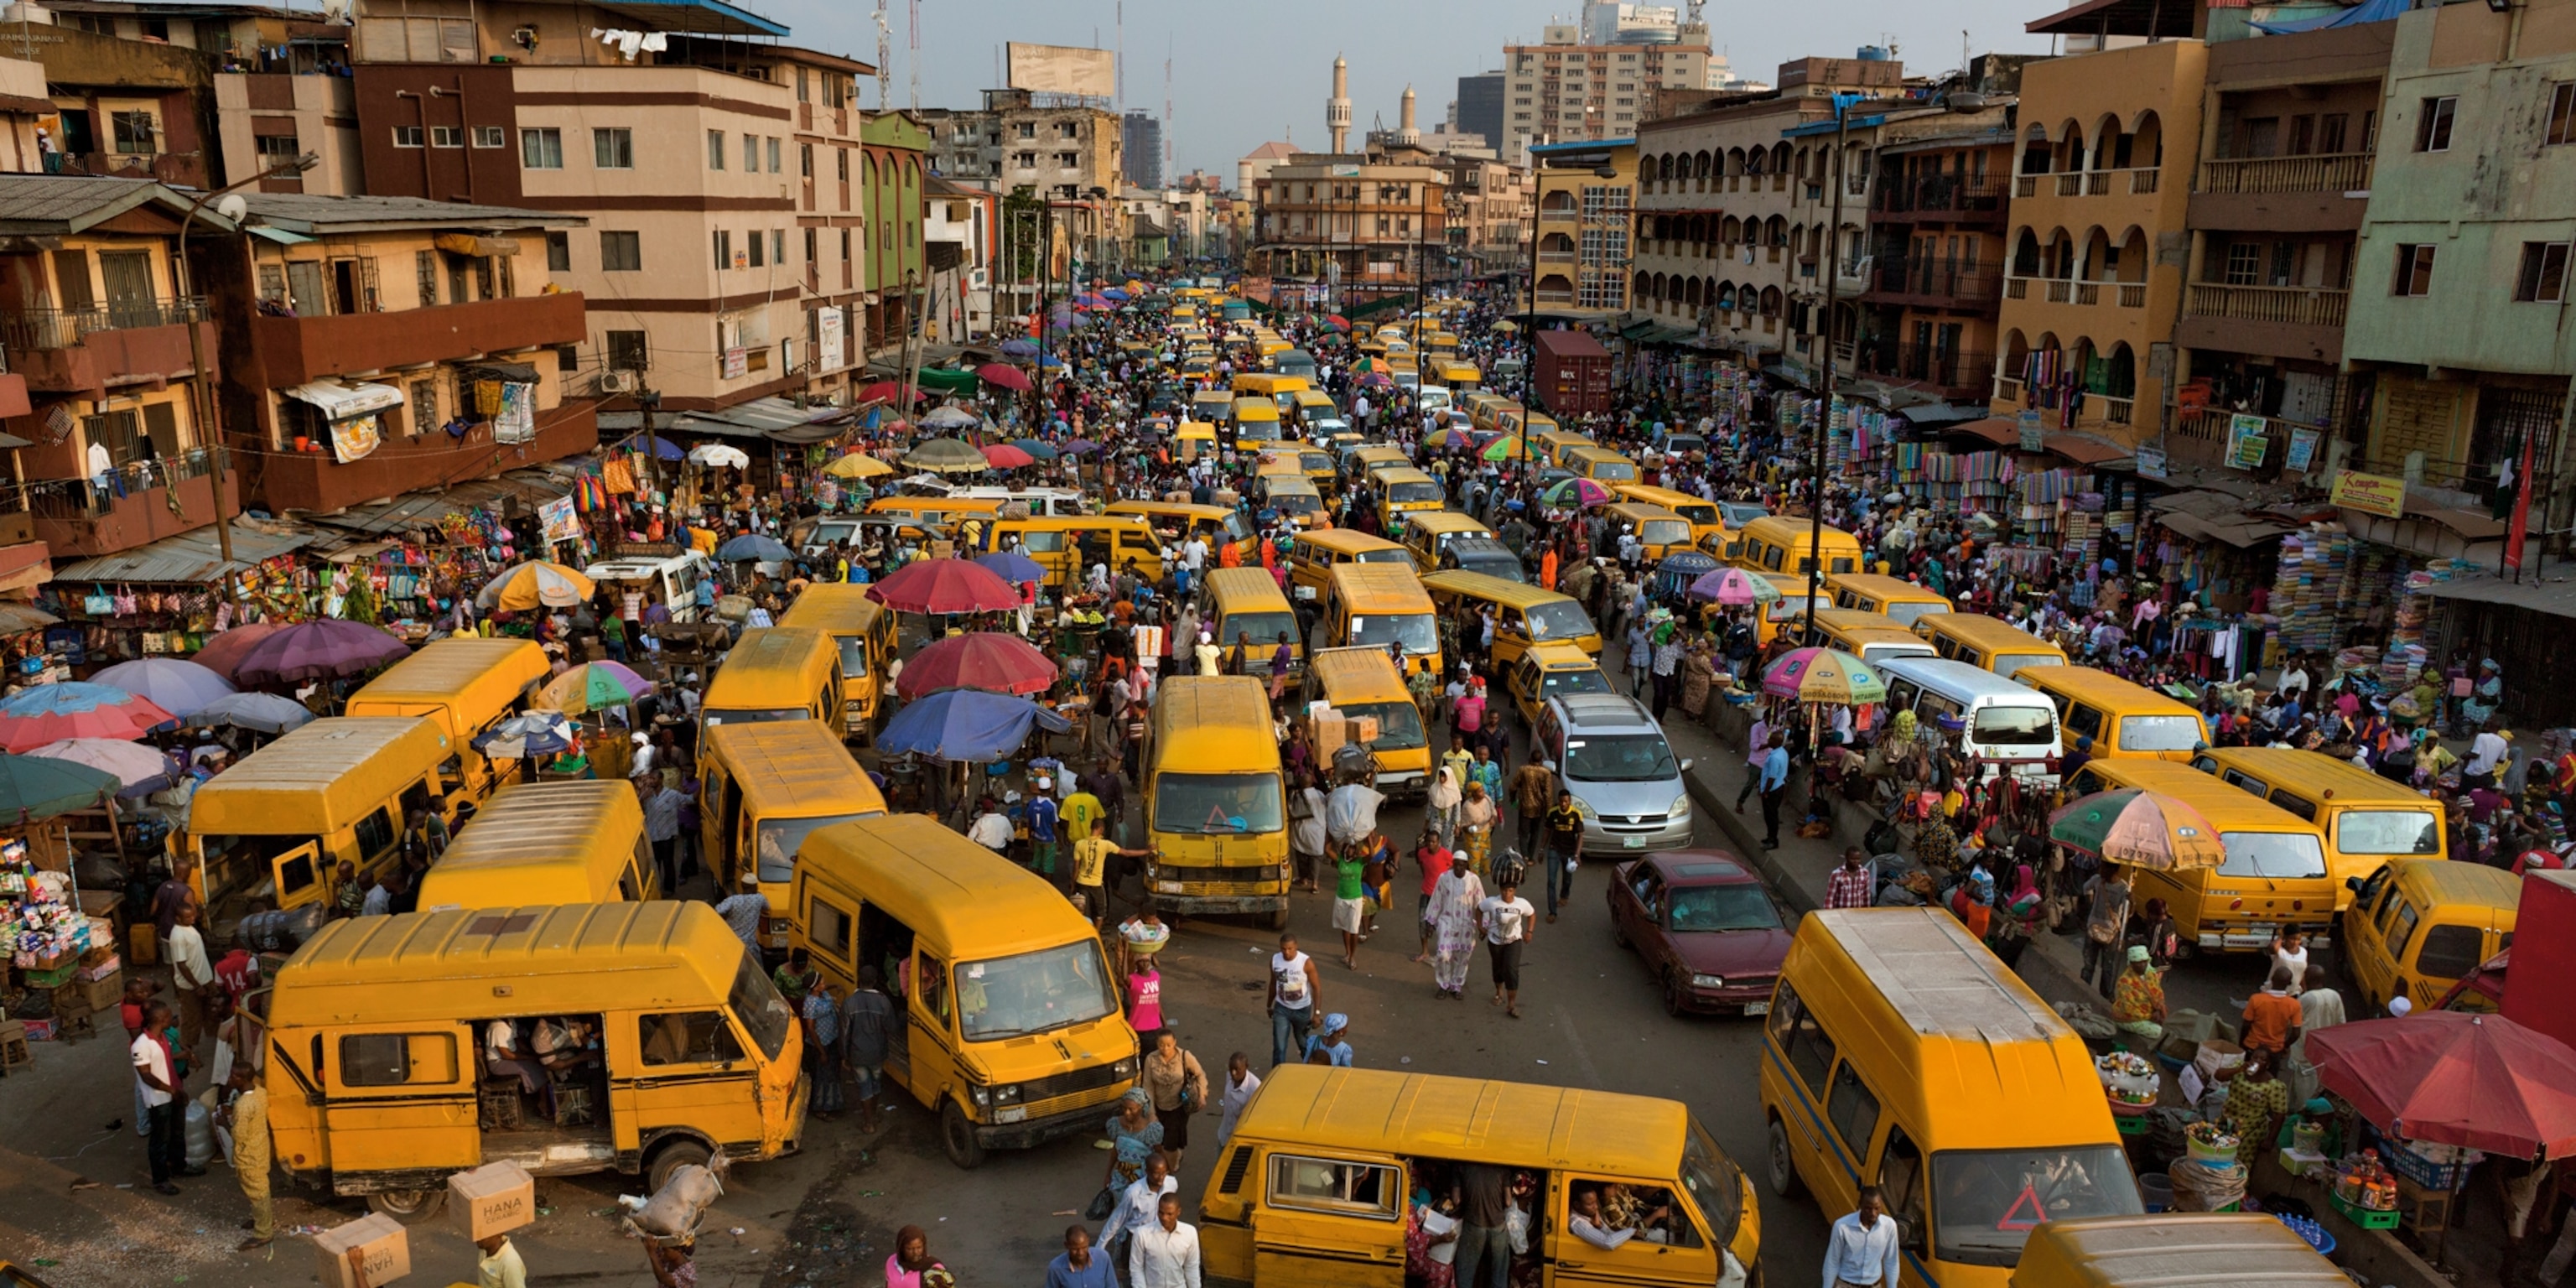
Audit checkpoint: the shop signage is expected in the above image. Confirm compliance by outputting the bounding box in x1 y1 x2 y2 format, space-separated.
2227 413 2268 469
2330 470 2407 518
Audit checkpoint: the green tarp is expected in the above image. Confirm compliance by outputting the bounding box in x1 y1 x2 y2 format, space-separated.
915 367 983 394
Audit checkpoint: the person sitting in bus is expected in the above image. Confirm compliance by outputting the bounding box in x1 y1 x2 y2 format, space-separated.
485 1019 554 1119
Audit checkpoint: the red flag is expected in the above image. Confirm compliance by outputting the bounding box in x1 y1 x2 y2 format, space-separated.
2506 433 2537 574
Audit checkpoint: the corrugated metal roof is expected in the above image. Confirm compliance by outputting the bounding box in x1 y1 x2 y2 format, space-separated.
236 193 584 234
303 470 569 535
596 397 849 442
0 175 229 235
51 520 315 584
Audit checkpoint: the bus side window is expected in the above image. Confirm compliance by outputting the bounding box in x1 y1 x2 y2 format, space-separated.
2062 703 2103 739
355 807 397 860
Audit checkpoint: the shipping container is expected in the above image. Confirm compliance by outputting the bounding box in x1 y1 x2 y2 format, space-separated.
1533 329 1612 416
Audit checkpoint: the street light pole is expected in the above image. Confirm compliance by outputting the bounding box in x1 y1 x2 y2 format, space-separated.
1803 95 1862 646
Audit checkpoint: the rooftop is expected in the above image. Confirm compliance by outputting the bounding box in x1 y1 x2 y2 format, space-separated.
0 174 232 235
237 193 584 234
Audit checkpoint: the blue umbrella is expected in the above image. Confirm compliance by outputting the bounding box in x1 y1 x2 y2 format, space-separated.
999 338 1040 357
1102 287 1130 301
622 434 685 461
877 688 1072 762
1007 437 1060 460
717 533 792 563
89 657 236 719
470 710 579 761
974 550 1047 584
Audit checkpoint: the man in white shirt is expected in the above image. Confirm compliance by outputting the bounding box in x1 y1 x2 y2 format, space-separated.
2467 728 2511 787
164 901 213 1057
1820 1186 1902 1288
1478 873 1536 1019
1100 1150 1179 1269
1129 1193 1201 1288
132 999 189 1192
967 801 1015 854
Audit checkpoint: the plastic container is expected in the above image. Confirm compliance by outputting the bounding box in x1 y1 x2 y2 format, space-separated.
2139 1173 2174 1213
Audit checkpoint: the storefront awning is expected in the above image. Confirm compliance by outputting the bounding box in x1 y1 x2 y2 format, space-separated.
2042 433 2134 466
1898 402 1986 426
52 519 316 584
463 360 541 383
283 381 404 418
1952 416 2019 446
2414 571 2576 620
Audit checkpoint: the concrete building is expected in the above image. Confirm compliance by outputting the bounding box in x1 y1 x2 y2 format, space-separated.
1446 155 1530 280
1582 1 1679 47
2343 0 2576 526
1457 71 1506 151
1501 20 1713 164
1122 109 1164 190
1249 147 1448 304
924 176 993 342
1854 123 2015 403
1989 37 2210 448
0 12 226 186
1238 139 1296 199
1529 138 1635 316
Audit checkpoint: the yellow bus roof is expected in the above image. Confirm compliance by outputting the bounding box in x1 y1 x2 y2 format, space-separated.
1920 613 2063 654
1151 676 1280 774
1602 501 1688 525
1405 511 1493 536
1233 373 1308 394
2010 1214 2348 1287
1825 572 1951 605
2078 760 2319 832
800 814 1101 960
1329 563 1433 610
1420 569 1581 612
2379 855 2521 908
1176 421 1219 441
2194 747 2435 808
1292 390 1335 408
1738 515 1862 550
1233 1064 1685 1180
1374 467 1437 486
269 901 742 1026
2023 666 2204 719
1305 646 1410 700
776 583 888 634
1233 397 1281 420
1797 909 2105 1147
704 720 886 818
189 717 452 836
703 627 835 708
1613 483 1713 512
1296 529 1406 557
1525 641 1602 670
1203 566 1295 609
418 782 642 900
345 638 548 717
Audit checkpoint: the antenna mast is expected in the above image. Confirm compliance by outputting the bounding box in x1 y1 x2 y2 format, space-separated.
873 4 890 108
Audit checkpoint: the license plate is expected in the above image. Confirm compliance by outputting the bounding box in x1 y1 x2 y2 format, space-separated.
1743 1001 1770 1016
1156 880 1186 894
993 1107 1028 1124
1623 836 1648 848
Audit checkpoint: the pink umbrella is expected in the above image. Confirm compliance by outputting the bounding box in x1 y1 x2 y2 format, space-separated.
895 632 1059 699
980 444 1036 469
977 363 1035 392
1688 567 1781 605
189 623 284 682
0 683 177 752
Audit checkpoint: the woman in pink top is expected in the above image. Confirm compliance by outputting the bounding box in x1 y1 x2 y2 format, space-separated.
1126 959 1166 1048
886 1227 940 1288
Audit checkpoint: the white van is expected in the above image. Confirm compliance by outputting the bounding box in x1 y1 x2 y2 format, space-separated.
937 485 1091 517
584 548 716 623
1876 656 2062 782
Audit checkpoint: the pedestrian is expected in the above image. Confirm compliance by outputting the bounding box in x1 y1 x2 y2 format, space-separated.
1452 1162 1513 1288
839 965 895 1134
1457 782 1498 878
642 776 688 894
886 1226 944 1288
1216 1053 1261 1150
1509 756 1553 859
1141 1032 1208 1171
1265 932 1320 1067
1824 847 1873 911
1076 817 1153 929
1302 1012 1355 1067
1130 1194 1201 1288
641 1235 697 1288
1820 1185 1903 1288
222 1066 272 1249
132 999 192 1193
1757 730 1789 850
802 973 843 1119
1125 951 1166 1049
1733 711 1772 813
2108 946 2168 1048
2080 865 2132 1000
1412 830 1454 963
1104 1089 1166 1205
475 1232 530 1288
1331 842 1369 969
713 875 767 950
2239 964 2303 1062
1478 865 1536 1019
1049 1227 1116 1288
1541 789 1584 922
1426 849 1486 1000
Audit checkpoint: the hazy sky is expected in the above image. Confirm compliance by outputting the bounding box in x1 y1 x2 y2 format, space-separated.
756 0 2059 180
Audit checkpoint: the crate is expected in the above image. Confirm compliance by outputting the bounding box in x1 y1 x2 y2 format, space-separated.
2362 1123 2469 1191
2329 1190 2402 1229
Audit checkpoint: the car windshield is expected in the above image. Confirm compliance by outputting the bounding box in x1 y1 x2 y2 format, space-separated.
1667 884 1781 932
1971 704 2056 746
1355 548 1415 565
2337 810 2444 856
2217 830 2329 880
1343 700 1427 750
1524 601 1595 641
728 951 795 1060
1542 667 1610 701
1680 1120 1747 1248
2117 715 2205 753
1152 773 1285 834
1349 612 1437 655
756 811 879 882
704 707 809 727
956 940 1118 1041
1566 733 1678 783
1930 1146 2142 1265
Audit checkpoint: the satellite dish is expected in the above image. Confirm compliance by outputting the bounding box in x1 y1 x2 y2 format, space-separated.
216 193 247 222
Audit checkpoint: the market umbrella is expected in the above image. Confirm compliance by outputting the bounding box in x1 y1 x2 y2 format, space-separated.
2047 788 2228 872
0 752 121 823
231 620 411 686
716 533 792 564
2308 1012 2576 1159
1490 319 1519 333
1007 437 1060 460
189 624 284 682
182 691 315 735
89 657 236 719
903 439 993 475
980 444 1036 470
976 363 1034 392
1323 314 1350 330
1060 439 1102 456
894 632 1058 699
0 683 177 752
24 737 174 796
1690 566 1781 605
476 559 597 612
824 452 896 480
621 434 684 461
865 558 1021 615
470 709 580 761
919 406 982 431
1652 552 1720 600
856 380 922 406
1540 477 1616 508
1436 428 1473 450
876 688 1072 762
974 550 1047 584
688 443 751 469
999 338 1040 358
0 603 58 634
1102 287 1130 301
536 662 654 716
1760 647 1886 706
1480 435 1525 462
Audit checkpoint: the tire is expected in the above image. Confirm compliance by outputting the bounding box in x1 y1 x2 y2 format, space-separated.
646 1138 713 1197
1263 906 1291 932
1662 969 1692 1019
1765 1117 1802 1199
940 1098 989 1169
1610 913 1630 949
366 1187 448 1223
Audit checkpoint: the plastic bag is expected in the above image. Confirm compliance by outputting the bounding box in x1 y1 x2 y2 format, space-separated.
628 1161 724 1240
1325 784 1385 846
184 1098 215 1170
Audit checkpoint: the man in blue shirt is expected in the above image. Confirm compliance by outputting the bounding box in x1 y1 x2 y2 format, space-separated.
1046 1226 1115 1288
1301 1012 1355 1067
1026 784 1062 886
1758 730 1790 851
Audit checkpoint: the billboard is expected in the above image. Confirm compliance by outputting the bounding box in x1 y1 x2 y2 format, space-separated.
1007 42 1115 98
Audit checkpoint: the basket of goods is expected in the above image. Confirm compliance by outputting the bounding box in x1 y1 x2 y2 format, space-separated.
2184 1121 2241 1165
2095 1051 2158 1111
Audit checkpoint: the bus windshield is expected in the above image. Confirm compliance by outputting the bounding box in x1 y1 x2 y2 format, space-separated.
1348 612 1437 655
956 940 1118 1041
756 812 880 882
1343 700 1427 750
1152 773 1286 834
2336 810 2444 856
2217 831 2330 880
1525 601 1596 642
1971 705 2056 747
1931 1145 2141 1265
1388 480 1442 504
2117 715 2205 753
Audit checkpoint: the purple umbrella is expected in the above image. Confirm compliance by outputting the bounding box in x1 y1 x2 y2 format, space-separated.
1060 439 1103 456
231 620 413 686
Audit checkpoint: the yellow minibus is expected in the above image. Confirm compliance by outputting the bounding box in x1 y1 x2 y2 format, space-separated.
699 719 888 952
2192 746 2448 899
1916 614 2068 680
1394 510 1493 574
2064 759 2338 953
2022 666 2210 762
1601 501 1695 562
343 637 548 811
1420 569 1602 668
1565 444 1641 483
1201 567 1303 678
981 515 1166 587
1613 483 1726 548
1302 646 1432 795
184 717 452 922
1104 500 1256 565
776 584 899 739
1143 676 1290 927
1232 395 1285 445
1804 608 1937 667
1369 467 1446 529
2011 1214 2346 1288
700 627 843 731
416 780 655 909
1322 564 1441 678
1728 516 1863 578
2340 859 2519 1016
1503 641 1615 728
1824 573 1954 629
1286 528 1413 602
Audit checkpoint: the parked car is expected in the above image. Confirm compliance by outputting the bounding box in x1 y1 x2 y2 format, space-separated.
1607 849 1792 1016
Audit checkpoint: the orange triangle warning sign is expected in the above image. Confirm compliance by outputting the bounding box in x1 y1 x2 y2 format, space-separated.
1204 802 1233 831
1995 1182 2047 1232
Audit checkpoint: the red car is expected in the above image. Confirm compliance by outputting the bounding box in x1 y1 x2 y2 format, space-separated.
1607 849 1792 1016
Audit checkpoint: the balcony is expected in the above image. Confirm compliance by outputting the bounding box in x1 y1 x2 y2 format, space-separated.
1855 342 1997 398
29 449 237 560
1864 259 2003 311
1872 174 2007 223
2178 283 2351 363
2198 154 2374 196
254 402 600 517
0 298 214 397
248 292 588 389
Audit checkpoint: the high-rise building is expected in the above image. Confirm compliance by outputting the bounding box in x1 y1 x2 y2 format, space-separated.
1123 110 1165 190
1457 71 1505 150
1501 21 1711 165
1581 2 1679 46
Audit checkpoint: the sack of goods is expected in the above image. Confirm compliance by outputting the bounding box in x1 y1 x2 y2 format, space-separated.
626 1160 725 1241
1326 783 1385 845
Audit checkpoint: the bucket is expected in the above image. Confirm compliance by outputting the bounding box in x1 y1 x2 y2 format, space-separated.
2139 1173 2173 1213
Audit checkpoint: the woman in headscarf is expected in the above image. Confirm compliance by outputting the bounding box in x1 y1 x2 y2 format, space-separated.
886 1227 943 1288
1680 639 1717 720
1102 1088 1164 1194
1457 781 1498 880
1425 766 1463 852
1426 848 1487 1000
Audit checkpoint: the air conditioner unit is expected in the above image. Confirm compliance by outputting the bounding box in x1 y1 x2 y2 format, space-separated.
969 268 989 288
595 370 639 394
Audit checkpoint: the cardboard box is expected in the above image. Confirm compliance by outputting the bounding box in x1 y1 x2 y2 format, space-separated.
448 1161 537 1240
314 1213 409 1288
77 969 122 1012
1349 715 1379 744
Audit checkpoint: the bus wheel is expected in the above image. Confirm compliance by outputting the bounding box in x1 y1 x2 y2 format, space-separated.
940 1098 989 1169
367 1187 448 1223
1264 906 1291 932
1764 1117 1802 1199
647 1138 713 1196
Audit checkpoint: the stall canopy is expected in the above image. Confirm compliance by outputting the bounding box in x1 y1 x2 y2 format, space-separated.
283 381 404 418
302 468 570 536
595 396 850 444
52 518 317 584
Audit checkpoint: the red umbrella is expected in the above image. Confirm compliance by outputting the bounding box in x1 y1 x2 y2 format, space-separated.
980 443 1035 469
865 558 1023 615
855 381 923 406
2307 1011 2576 1158
895 632 1058 699
977 363 1034 392
0 683 177 752
189 623 284 682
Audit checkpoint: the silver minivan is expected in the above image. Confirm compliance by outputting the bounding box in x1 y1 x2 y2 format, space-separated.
1532 693 1695 852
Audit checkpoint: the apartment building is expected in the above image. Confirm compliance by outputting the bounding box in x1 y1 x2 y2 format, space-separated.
1530 138 1635 316
2343 0 2576 526
1990 38 2209 447
1856 126 2014 402
1502 21 1712 164
2171 21 2392 470
0 16 221 187
924 176 993 342
1446 155 1531 279
1249 150 1450 299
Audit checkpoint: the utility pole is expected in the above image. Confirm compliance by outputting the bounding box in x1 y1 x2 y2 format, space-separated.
1804 94 1862 645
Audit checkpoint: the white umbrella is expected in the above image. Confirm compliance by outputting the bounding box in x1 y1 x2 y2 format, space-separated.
688 444 750 469
919 406 982 431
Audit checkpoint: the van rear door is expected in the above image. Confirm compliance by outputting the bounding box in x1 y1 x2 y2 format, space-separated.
317 1023 480 1175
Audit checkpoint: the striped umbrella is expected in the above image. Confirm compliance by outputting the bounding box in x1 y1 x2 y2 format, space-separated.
1689 567 1781 605
1760 647 1886 706
477 559 597 611
2049 789 2228 872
